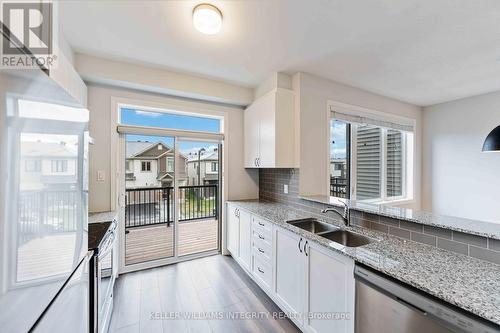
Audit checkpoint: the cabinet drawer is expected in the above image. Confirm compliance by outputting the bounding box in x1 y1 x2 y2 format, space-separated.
252 216 272 233
253 255 272 289
252 238 272 263
252 227 271 246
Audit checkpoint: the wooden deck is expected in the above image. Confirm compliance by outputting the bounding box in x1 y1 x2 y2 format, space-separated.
125 219 219 265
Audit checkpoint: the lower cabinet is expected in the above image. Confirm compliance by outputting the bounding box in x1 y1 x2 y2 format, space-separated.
238 209 252 271
225 203 355 333
226 204 240 255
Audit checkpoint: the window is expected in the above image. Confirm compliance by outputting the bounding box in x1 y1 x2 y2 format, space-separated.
25 159 41 172
330 120 350 198
167 157 174 172
51 160 67 173
330 111 413 203
126 160 133 172
141 161 151 172
211 162 218 172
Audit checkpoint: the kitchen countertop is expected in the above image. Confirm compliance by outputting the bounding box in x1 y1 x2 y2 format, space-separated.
301 195 500 240
89 211 118 224
228 200 500 327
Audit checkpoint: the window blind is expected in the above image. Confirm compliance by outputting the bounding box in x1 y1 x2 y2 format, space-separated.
331 110 414 133
356 125 381 200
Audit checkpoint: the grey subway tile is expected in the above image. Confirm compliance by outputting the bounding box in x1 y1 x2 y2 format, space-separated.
389 227 410 239
469 246 500 265
371 222 388 233
437 238 468 255
400 221 423 232
423 225 452 239
410 232 436 246
452 231 487 248
362 212 380 223
379 216 400 227
488 238 500 252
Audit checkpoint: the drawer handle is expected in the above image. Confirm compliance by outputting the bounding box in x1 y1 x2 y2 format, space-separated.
258 248 265 253
258 235 265 240
258 222 265 226
258 267 264 274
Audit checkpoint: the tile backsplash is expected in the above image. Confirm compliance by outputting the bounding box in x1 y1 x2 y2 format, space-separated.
259 168 500 265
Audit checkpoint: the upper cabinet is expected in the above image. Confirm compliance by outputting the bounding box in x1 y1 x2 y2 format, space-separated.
244 88 297 168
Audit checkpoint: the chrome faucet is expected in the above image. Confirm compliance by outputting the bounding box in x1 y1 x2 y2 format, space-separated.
321 202 349 226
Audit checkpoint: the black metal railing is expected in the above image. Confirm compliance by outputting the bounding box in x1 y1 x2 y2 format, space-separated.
125 184 218 229
330 177 348 198
18 189 79 245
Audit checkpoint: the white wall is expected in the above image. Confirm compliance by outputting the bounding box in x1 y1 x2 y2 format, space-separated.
88 84 258 213
294 72 423 209
423 91 500 223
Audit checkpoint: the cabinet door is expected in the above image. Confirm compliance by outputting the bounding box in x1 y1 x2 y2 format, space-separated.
304 242 355 333
244 102 260 168
258 92 276 167
274 227 305 321
238 209 252 271
226 204 239 255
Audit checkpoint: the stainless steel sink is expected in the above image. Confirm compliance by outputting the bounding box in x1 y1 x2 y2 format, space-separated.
320 229 373 247
286 218 339 234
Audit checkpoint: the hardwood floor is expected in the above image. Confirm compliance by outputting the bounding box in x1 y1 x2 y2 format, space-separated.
109 254 301 333
125 219 218 265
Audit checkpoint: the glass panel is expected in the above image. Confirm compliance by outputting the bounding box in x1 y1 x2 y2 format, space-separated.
330 120 349 198
386 130 403 197
124 134 175 265
177 140 219 256
356 125 382 200
120 107 221 133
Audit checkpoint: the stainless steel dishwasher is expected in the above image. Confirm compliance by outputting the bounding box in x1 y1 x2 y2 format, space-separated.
354 265 500 333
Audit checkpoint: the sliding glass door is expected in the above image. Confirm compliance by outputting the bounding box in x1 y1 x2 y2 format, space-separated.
176 139 220 257
123 134 176 266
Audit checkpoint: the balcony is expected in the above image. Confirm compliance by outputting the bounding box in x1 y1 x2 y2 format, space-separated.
125 185 218 265
330 177 348 198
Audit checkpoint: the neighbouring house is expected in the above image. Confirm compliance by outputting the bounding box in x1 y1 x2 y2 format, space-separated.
330 158 347 180
20 140 78 191
125 141 188 189
186 148 219 185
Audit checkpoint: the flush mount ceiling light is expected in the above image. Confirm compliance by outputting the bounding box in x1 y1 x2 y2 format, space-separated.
193 3 223 35
482 125 500 152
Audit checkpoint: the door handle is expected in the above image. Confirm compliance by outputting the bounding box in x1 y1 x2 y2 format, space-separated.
304 241 308 256
298 238 303 253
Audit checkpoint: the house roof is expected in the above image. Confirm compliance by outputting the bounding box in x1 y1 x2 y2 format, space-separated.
21 141 77 158
126 141 188 160
186 150 218 162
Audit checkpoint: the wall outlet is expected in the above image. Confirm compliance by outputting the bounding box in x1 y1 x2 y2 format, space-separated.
284 184 288 194
97 170 105 182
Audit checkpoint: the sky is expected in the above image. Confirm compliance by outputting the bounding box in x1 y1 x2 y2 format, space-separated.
121 108 220 153
330 120 347 159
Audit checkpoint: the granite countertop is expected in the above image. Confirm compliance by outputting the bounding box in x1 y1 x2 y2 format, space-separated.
301 195 500 240
228 200 500 326
89 211 118 224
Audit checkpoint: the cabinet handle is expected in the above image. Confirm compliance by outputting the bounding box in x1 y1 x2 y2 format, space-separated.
254 158 257 167
257 158 260 166
258 267 264 274
258 248 265 253
258 222 265 226
304 241 308 256
258 234 265 240
298 238 303 253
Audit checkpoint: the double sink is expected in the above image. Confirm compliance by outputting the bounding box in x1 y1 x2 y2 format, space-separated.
287 218 373 247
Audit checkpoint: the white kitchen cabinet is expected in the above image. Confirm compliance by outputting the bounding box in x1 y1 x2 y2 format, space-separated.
274 226 306 324
303 242 355 333
226 204 240 255
244 88 296 168
238 209 252 271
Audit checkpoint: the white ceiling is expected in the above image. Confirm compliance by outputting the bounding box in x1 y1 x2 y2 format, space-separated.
60 0 500 106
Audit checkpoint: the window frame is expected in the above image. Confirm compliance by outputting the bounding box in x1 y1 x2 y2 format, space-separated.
51 159 67 173
140 161 151 172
